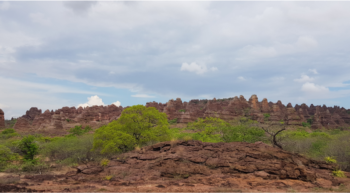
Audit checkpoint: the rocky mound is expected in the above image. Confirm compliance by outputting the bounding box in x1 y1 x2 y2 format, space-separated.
68 140 349 192
1 141 348 192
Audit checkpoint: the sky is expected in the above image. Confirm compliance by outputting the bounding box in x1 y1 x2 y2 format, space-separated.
1 1 350 119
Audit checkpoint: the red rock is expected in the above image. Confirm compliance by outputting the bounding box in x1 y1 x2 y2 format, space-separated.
15 95 350 133
71 140 341 192
22 107 42 120
0 109 5 129
13 117 32 131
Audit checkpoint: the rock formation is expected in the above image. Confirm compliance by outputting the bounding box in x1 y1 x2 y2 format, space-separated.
14 104 124 135
67 141 348 192
0 109 5 129
13 94 350 133
147 95 350 129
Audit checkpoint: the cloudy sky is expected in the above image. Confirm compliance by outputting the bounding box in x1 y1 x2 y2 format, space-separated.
1 1 350 119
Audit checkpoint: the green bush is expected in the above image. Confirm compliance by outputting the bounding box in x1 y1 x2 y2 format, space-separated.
179 109 186 113
0 129 18 139
93 105 171 154
0 145 19 171
302 122 311 128
325 156 337 163
333 170 346 178
40 134 101 165
19 135 38 161
263 113 270 121
68 125 92 136
168 118 178 124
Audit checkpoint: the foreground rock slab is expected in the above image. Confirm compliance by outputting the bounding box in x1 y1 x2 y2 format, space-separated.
1 141 349 192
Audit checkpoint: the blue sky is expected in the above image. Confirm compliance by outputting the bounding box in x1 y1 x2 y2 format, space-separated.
1 1 350 119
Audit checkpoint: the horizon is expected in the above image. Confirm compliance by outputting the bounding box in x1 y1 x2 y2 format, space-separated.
1 1 350 119
3 94 349 120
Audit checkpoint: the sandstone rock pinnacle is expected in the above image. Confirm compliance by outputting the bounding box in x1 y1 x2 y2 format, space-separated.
0 109 5 129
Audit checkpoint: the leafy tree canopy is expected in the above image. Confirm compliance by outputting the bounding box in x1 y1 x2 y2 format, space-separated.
93 105 170 154
19 135 39 161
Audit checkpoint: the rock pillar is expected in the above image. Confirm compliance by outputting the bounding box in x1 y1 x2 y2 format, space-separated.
0 109 5 129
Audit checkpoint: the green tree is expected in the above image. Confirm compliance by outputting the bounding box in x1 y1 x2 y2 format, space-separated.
19 135 38 161
93 105 170 154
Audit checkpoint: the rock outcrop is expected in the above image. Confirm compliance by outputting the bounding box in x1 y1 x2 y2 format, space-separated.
14 104 123 135
66 141 347 192
13 94 350 133
146 95 350 129
0 109 5 129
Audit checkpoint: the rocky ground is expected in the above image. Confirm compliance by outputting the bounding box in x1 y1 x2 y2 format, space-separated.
1 140 350 192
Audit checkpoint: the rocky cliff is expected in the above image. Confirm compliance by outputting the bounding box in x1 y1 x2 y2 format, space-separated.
8 94 350 133
13 105 123 135
147 95 350 129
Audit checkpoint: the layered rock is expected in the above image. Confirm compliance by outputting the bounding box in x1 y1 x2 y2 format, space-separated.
22 107 42 121
67 141 346 192
147 95 350 129
0 109 5 129
14 94 350 133
14 105 124 135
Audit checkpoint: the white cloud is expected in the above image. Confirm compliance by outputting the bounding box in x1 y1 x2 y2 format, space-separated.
131 94 155 98
181 62 207 74
0 1 10 10
29 13 51 26
301 82 329 93
296 36 318 50
210 67 218 71
63 1 97 14
180 62 217 74
237 36 318 60
238 76 246 81
309 69 318 74
294 75 314 83
238 45 277 58
112 101 121 107
77 95 104 108
77 95 121 108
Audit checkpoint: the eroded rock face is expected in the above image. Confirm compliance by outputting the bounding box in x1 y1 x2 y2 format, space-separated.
16 95 350 133
22 107 42 121
13 117 32 131
69 141 345 192
0 109 5 129
146 95 350 129
15 105 124 135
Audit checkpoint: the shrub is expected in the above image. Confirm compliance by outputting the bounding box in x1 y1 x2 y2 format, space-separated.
183 136 193 141
325 156 337 164
263 113 270 121
40 134 102 165
333 169 346 178
302 122 311 128
0 129 18 139
105 175 113 180
68 125 92 136
0 145 19 171
100 158 110 167
179 109 186 113
168 118 178 124
19 135 38 161
21 161 49 173
93 105 170 154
